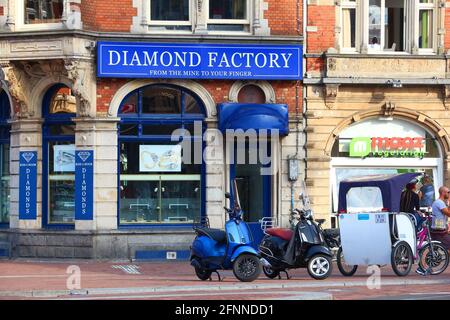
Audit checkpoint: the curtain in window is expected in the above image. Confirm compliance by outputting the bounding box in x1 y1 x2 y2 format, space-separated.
342 9 352 48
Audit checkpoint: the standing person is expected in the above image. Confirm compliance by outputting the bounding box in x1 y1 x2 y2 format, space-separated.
400 180 422 230
419 175 435 208
430 186 450 251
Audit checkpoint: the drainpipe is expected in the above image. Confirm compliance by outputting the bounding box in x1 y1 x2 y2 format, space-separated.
302 0 307 177
289 0 306 217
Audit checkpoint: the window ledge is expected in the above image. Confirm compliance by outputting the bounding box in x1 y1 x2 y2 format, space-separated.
327 53 443 59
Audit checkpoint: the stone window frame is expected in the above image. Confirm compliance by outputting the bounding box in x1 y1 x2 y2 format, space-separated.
1 0 82 31
335 0 445 55
206 0 252 34
228 80 276 104
132 0 270 36
339 0 359 53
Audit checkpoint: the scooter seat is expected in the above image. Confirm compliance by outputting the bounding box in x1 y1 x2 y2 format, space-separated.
266 228 294 241
323 228 340 238
195 228 227 243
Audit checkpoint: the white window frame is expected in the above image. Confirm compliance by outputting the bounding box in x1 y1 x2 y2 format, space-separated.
416 0 436 54
145 0 193 33
366 0 408 54
206 0 252 34
16 0 68 31
340 0 359 53
339 0 439 55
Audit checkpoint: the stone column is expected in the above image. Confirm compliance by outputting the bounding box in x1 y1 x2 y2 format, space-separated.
9 119 43 229
204 123 226 228
194 0 208 34
280 124 306 228
74 118 119 231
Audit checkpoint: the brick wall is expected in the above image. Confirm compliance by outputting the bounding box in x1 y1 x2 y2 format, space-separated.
307 4 335 53
97 79 301 114
81 0 136 32
266 0 302 36
445 2 450 50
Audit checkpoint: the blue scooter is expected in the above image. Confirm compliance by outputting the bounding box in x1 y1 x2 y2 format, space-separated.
190 180 262 282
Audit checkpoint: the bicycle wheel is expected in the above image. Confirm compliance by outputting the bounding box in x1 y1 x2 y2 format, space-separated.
391 241 413 277
336 247 358 277
419 242 449 275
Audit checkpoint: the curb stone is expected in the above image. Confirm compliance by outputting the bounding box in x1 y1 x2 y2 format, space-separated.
0 278 449 298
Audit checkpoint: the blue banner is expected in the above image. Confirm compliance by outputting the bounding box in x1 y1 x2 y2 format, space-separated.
97 42 302 80
75 150 94 221
19 151 37 220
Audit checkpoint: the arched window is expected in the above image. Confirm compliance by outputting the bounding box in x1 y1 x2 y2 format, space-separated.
42 85 76 228
0 90 11 227
118 84 205 226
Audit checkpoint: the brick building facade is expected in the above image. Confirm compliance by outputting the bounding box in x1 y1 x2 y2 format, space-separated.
0 0 304 259
304 0 450 227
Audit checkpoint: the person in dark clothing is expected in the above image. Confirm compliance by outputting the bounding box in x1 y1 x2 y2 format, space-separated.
400 181 423 231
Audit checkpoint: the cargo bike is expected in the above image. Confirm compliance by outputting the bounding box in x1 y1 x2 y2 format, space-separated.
336 173 422 277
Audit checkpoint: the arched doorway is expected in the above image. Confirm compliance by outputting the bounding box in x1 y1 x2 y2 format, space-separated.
0 90 11 228
330 117 443 216
118 84 206 226
42 84 76 228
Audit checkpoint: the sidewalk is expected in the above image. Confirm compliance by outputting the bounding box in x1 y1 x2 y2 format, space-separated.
0 259 449 300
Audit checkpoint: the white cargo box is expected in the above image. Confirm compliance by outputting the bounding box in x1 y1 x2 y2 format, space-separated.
339 212 416 266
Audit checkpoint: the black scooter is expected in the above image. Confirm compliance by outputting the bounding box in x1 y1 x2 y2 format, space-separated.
259 208 333 280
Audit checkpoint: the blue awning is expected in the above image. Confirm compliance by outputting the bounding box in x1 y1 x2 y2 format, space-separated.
218 103 289 136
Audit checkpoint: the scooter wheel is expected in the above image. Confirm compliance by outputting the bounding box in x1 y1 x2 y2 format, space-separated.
263 266 280 279
195 267 212 281
307 254 333 280
233 254 262 282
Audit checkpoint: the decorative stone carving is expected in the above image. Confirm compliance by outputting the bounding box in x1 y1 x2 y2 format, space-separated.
0 62 33 118
324 84 339 109
327 58 337 72
443 85 450 110
382 101 396 117
64 60 93 118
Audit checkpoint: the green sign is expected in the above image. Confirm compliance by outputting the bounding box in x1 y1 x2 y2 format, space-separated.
349 137 372 158
348 137 426 159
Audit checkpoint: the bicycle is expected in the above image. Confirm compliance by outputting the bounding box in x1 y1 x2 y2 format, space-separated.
413 209 449 276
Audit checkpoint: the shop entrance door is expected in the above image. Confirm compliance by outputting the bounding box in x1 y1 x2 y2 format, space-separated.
230 140 272 248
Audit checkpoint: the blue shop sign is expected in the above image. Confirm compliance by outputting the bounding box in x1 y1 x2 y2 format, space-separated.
19 151 37 220
97 42 303 80
75 150 94 221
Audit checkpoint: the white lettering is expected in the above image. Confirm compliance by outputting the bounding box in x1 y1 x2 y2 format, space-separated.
129 51 142 66
231 53 243 68
160 51 173 67
108 50 121 66
208 52 218 67
143 51 159 67
281 53 293 68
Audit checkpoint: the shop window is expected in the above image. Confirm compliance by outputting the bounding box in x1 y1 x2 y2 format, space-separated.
24 0 64 24
237 85 266 104
49 86 76 114
118 85 205 226
42 85 76 227
208 0 250 32
142 86 182 114
149 0 191 31
0 91 10 227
